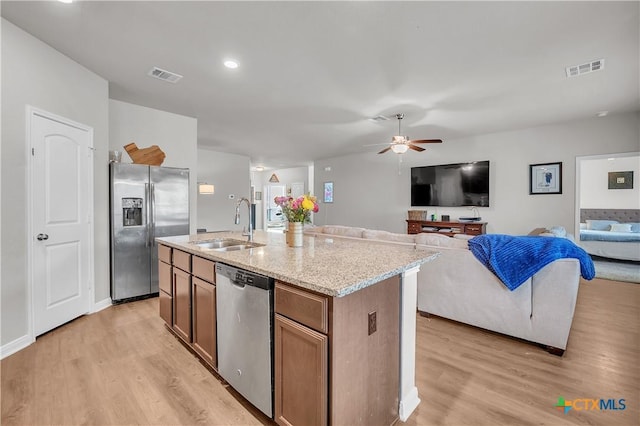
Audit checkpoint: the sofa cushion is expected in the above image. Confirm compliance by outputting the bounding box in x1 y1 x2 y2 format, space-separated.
322 225 366 238
362 229 416 244
415 233 469 249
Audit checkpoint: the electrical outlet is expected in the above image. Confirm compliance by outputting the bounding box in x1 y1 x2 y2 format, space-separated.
368 311 377 335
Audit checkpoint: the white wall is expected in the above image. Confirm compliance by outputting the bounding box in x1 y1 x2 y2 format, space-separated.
196 148 251 232
109 99 198 233
1 19 109 347
314 112 640 236
580 154 640 209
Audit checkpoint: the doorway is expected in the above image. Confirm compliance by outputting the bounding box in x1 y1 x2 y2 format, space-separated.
28 107 94 337
264 184 286 231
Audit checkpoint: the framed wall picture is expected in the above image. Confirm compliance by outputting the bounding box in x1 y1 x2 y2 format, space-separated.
323 181 334 203
608 171 633 189
530 162 562 194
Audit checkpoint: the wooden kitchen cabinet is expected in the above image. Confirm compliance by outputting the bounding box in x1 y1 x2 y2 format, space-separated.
173 261 192 343
191 256 216 368
159 246 216 367
275 313 328 426
275 282 329 426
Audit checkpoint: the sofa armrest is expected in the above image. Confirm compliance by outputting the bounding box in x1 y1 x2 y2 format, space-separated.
529 259 581 349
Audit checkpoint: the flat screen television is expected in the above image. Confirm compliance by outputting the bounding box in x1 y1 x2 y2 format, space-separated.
411 161 490 207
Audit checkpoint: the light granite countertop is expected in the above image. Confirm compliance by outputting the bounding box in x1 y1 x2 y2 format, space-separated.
157 230 440 297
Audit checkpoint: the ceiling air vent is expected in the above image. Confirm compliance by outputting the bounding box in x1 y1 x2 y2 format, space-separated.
147 67 183 83
565 59 605 78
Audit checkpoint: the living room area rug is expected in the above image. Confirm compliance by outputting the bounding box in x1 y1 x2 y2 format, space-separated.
591 256 640 283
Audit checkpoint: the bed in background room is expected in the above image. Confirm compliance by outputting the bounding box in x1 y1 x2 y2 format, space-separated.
579 209 640 261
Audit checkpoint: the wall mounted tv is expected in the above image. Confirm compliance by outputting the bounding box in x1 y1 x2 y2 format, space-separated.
411 161 490 207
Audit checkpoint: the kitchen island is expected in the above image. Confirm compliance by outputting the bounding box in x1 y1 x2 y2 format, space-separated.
157 230 439 425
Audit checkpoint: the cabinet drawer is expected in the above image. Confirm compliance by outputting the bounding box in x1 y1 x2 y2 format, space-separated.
276 282 329 334
465 224 483 234
193 256 215 283
173 249 191 273
158 244 172 264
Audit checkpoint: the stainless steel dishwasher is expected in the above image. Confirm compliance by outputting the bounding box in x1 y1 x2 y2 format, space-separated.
215 263 274 418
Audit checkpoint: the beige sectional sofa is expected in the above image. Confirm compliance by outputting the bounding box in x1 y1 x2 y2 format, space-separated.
304 225 581 355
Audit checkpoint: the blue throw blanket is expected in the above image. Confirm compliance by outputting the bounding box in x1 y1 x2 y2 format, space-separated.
468 234 596 291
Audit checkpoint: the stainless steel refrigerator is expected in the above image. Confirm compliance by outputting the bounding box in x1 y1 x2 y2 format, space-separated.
110 163 190 302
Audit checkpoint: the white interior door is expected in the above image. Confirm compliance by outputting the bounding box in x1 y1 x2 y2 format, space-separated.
264 184 286 229
30 109 93 336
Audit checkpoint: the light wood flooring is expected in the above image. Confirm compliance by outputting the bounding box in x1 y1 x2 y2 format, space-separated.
2 277 638 425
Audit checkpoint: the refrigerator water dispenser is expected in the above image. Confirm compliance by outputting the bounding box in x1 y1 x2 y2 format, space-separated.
122 198 143 226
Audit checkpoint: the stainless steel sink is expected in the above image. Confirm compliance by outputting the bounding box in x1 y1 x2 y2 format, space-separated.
190 239 264 251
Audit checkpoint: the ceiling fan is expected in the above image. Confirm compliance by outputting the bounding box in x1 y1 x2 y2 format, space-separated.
375 113 442 154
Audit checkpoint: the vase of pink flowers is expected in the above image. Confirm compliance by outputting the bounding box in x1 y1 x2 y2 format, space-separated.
274 194 319 247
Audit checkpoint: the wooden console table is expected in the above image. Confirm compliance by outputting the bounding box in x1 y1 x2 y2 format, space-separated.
406 220 487 237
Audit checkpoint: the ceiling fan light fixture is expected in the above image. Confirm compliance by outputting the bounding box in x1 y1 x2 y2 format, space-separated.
391 144 409 154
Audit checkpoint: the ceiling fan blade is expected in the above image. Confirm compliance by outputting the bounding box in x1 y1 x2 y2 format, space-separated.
408 144 425 152
363 142 391 147
378 146 392 154
408 139 443 144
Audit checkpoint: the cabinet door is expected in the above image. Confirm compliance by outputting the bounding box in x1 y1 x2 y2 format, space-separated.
275 314 327 426
158 260 172 325
172 267 192 342
159 288 172 326
159 260 172 295
192 276 216 367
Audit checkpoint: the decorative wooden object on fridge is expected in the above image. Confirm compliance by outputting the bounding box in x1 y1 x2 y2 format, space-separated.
124 142 166 166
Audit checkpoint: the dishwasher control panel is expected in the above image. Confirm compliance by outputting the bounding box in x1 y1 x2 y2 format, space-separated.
217 263 272 290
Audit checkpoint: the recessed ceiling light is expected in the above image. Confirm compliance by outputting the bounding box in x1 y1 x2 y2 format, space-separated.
224 60 239 69
254 166 264 171
58 0 73 3
596 111 609 117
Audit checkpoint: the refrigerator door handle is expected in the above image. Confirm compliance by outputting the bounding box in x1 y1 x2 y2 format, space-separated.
144 182 150 248
150 183 156 247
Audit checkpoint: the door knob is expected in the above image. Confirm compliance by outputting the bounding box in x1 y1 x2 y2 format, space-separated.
36 233 49 241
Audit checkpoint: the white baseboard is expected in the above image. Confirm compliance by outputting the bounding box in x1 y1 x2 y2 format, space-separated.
93 297 113 313
399 386 421 422
0 334 35 360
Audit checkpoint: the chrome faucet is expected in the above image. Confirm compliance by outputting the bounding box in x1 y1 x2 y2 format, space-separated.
234 197 253 242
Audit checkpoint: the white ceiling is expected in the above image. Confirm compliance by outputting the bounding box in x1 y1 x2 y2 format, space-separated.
2 1 639 169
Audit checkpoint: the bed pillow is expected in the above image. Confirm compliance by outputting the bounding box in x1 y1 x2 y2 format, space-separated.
609 223 633 233
586 219 619 231
628 223 640 233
